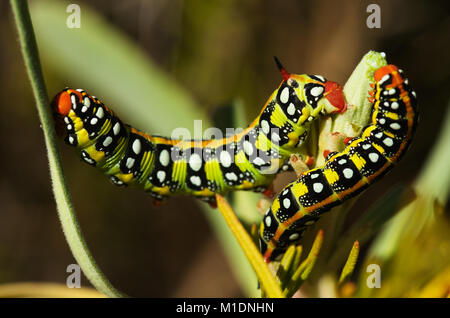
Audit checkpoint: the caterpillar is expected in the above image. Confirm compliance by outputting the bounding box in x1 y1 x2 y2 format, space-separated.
52 59 346 206
258 64 418 262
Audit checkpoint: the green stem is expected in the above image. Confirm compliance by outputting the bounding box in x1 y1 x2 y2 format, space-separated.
216 195 284 298
10 0 123 298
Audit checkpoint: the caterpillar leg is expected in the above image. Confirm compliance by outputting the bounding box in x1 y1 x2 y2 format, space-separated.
257 196 272 215
152 199 164 207
199 196 217 209
289 154 314 176
262 186 275 199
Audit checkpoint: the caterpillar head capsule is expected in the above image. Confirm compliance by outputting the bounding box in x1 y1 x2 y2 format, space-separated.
273 57 346 117
53 89 80 116
52 89 76 136
291 75 347 117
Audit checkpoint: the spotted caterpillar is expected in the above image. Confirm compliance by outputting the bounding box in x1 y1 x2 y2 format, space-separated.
52 60 346 206
259 64 418 262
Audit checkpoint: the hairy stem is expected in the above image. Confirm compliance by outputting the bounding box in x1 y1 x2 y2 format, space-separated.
10 0 123 297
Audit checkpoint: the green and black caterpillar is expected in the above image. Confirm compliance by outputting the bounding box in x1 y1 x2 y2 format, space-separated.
52 60 346 206
258 64 418 262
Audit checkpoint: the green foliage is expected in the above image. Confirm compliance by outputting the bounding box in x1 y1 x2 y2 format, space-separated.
11 0 449 298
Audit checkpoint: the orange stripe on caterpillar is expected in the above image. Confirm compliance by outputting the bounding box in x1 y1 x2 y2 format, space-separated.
52 60 347 206
259 64 418 262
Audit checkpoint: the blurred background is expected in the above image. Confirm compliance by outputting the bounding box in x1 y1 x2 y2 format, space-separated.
0 0 449 297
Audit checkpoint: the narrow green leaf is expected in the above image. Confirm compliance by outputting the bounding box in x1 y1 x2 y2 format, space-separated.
284 230 324 297
338 241 360 284
216 194 284 298
276 245 297 290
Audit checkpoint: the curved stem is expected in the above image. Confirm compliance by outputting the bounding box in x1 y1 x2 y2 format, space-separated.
10 0 123 298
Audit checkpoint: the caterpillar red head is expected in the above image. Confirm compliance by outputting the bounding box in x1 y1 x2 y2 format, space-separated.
52 88 82 136
274 57 347 116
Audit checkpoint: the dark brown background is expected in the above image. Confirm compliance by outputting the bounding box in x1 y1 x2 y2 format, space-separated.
0 0 449 297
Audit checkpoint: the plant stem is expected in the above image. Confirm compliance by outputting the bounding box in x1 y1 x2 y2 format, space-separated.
216 195 284 298
10 0 123 297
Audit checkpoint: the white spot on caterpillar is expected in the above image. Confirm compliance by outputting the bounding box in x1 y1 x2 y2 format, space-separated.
375 132 383 138
311 173 319 179
103 136 113 147
261 120 270 134
379 118 386 125
383 137 394 147
132 139 141 154
113 122 121 135
67 124 72 130
64 117 70 124
157 170 166 183
343 168 354 179
362 144 371 150
368 152 379 163
305 220 316 226
391 101 399 110
338 158 347 165
282 189 289 195
190 175 201 187
311 86 324 97
289 233 299 241
283 198 291 209
68 135 75 144
379 74 390 85
390 123 401 130
70 95 76 107
287 103 296 115
83 97 90 107
126 157 135 169
313 182 323 193
111 176 123 186
243 141 253 156
81 105 88 113
83 156 95 165
253 157 265 166
411 91 417 98
159 149 170 166
388 88 396 95
225 172 237 181
189 153 202 171
280 87 289 104
271 132 280 143
90 117 98 125
220 151 232 168
265 216 272 227
96 107 104 119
